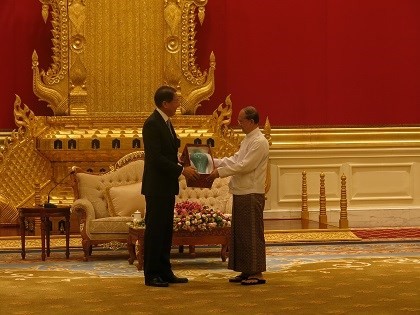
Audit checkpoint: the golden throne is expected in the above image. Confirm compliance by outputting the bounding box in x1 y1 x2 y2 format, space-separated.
0 1 271 237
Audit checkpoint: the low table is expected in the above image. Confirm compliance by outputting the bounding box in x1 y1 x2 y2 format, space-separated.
19 206 71 261
128 226 231 270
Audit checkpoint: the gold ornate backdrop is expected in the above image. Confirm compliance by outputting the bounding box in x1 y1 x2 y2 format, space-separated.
34 0 215 116
0 0 271 227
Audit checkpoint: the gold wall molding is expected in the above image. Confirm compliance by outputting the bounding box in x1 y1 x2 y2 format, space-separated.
266 127 420 227
269 126 420 149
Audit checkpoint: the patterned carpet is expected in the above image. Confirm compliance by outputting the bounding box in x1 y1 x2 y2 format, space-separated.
0 235 82 250
1 242 419 276
3 226 420 251
0 227 419 255
0 231 360 251
0 242 419 314
352 227 420 240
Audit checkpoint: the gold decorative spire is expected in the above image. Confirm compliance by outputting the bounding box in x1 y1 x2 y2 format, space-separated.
301 171 309 220
319 172 327 226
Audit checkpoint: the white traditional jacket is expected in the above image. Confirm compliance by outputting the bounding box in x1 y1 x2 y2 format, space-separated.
214 128 269 195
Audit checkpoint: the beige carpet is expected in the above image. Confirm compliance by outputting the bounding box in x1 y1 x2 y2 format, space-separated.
0 251 419 314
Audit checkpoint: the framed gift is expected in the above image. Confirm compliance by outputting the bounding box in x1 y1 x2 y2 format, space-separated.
181 144 215 188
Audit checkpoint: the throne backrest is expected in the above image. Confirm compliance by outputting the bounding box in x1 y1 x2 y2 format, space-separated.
72 160 144 219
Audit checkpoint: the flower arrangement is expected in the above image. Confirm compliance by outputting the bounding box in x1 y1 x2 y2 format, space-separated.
128 200 231 232
173 200 231 232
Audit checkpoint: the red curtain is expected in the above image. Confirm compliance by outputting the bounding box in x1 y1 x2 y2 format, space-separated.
197 0 420 126
1 0 420 129
0 0 52 129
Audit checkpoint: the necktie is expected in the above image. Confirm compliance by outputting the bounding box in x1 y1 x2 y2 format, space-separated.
167 119 174 138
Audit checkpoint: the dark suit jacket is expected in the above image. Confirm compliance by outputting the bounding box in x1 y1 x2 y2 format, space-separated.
141 110 182 196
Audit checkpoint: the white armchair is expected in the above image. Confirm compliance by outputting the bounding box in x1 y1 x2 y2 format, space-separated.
70 152 145 261
70 151 232 261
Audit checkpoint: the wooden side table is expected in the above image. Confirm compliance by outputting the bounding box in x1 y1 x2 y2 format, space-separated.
128 226 231 271
19 206 71 261
127 226 145 269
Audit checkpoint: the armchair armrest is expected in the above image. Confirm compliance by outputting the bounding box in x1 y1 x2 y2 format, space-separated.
71 198 95 239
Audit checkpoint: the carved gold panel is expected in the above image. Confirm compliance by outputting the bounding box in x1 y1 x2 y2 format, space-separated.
35 0 215 116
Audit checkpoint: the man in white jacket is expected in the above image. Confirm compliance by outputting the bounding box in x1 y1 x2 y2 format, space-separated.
207 106 269 285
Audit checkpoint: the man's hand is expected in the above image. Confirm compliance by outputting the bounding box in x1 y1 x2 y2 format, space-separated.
182 166 200 181
206 169 219 181
178 152 187 166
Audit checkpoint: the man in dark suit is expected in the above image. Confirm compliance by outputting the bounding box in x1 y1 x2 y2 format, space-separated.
141 85 199 287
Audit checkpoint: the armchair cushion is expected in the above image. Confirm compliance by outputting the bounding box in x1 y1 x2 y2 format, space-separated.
76 172 110 219
176 176 232 214
105 182 145 217
74 159 144 219
89 216 135 234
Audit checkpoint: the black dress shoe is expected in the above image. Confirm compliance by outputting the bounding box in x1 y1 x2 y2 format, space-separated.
145 277 169 287
167 275 188 283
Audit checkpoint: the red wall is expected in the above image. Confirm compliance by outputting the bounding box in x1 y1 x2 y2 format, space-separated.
1 0 420 129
